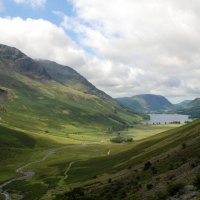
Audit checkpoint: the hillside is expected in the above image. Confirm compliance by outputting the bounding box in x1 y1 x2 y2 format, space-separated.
37 60 110 99
0 44 142 135
1 117 199 200
174 100 192 109
176 98 200 118
55 119 200 200
116 94 175 113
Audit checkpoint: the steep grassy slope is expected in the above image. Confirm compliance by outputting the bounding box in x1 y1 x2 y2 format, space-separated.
117 94 175 112
55 119 200 200
0 44 142 135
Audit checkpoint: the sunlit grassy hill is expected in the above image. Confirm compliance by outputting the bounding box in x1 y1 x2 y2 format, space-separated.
55 119 200 200
0 44 143 135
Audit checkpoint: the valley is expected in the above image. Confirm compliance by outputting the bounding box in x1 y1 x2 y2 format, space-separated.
0 44 200 200
0 123 180 200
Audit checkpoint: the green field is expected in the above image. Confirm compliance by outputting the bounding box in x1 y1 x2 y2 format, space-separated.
0 122 183 200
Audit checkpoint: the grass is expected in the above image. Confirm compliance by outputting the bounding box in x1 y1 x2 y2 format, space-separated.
22 119 198 200
0 72 143 137
80 119 200 199
0 124 59 183
120 124 180 140
0 121 180 199
0 103 199 199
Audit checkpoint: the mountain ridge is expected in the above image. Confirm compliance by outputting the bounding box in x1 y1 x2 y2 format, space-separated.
0 44 50 80
176 98 200 118
116 94 175 112
0 44 142 134
37 60 110 99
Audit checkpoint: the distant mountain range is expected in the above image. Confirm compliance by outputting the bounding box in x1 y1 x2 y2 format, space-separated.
117 94 200 118
174 100 192 109
0 44 143 135
116 94 175 113
175 98 200 118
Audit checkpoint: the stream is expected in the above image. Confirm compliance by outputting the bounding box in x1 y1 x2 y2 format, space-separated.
0 147 68 200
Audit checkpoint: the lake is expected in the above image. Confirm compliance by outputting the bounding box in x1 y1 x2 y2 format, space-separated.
146 114 192 124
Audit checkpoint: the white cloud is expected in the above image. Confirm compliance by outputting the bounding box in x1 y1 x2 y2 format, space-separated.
60 0 200 102
14 0 46 7
0 17 86 67
1 1 200 103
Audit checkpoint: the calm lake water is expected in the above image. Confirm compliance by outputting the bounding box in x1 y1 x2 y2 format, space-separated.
147 114 192 124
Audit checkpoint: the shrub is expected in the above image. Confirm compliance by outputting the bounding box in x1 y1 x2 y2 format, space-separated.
108 178 112 183
143 161 152 170
154 191 167 200
151 166 158 174
146 183 153 190
128 166 132 170
182 143 187 149
110 136 124 143
110 136 133 143
194 173 200 190
191 162 197 168
126 137 133 142
167 182 184 196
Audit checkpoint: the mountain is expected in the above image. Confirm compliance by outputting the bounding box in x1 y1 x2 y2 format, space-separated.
1 44 200 200
116 94 175 112
0 44 50 79
176 98 200 118
0 44 142 135
174 100 192 109
37 60 109 99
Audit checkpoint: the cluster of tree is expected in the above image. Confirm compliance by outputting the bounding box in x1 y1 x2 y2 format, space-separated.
152 121 182 125
169 121 181 124
110 136 133 143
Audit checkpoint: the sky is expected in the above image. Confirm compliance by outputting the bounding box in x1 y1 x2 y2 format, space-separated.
0 0 200 103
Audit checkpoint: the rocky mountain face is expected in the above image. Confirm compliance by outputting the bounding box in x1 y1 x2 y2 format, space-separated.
37 60 110 99
0 44 50 79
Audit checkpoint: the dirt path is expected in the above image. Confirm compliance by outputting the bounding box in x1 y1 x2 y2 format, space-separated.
0 146 70 200
64 161 78 180
0 143 106 199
